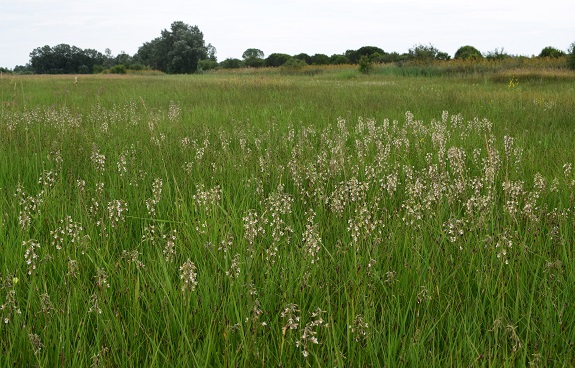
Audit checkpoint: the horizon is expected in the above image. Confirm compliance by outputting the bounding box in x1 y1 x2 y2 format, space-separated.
2 0 574 69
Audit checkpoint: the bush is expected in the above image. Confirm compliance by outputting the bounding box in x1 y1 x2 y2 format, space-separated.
281 58 307 74
198 59 218 71
110 64 127 74
539 46 565 58
454 45 483 60
220 58 242 69
358 55 373 74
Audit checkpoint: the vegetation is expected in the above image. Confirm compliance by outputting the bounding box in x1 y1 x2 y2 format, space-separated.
1 66 575 366
539 46 565 58
568 42 575 70
454 45 483 60
134 21 215 74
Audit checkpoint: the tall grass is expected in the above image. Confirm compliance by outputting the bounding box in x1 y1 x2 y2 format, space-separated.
1 71 574 366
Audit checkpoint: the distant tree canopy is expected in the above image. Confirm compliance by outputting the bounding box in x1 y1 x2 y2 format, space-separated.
345 46 385 64
408 44 450 63
29 44 107 74
135 21 214 74
484 48 511 60
242 48 265 67
539 46 565 58
454 45 483 60
266 53 291 67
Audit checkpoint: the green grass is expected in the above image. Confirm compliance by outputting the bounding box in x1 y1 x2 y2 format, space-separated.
1 68 575 366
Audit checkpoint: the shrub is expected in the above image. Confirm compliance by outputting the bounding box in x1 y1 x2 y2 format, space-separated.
358 55 373 74
281 57 307 74
539 46 565 58
220 58 242 69
198 59 219 71
454 45 483 60
110 64 127 74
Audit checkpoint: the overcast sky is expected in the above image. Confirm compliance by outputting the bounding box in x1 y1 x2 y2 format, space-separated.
1 0 574 68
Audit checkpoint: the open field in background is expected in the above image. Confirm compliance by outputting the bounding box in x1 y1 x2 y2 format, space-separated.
1 67 575 366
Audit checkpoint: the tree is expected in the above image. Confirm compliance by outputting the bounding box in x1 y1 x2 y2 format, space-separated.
242 48 264 60
330 54 349 65
484 48 510 60
539 46 565 58
266 53 291 67
568 42 575 70
135 21 213 74
294 53 312 65
454 45 483 60
408 44 451 63
310 53 330 65
242 48 265 68
220 58 242 69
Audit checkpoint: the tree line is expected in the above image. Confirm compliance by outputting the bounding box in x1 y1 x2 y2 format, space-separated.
2 21 575 74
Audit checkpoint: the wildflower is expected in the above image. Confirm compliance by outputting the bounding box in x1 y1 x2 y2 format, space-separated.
301 210 322 264
107 199 128 228
351 314 369 344
225 253 241 280
28 333 43 355
23 240 40 275
180 259 198 292
162 229 177 262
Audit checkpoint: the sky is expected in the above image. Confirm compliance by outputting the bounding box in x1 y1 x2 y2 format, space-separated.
1 0 574 69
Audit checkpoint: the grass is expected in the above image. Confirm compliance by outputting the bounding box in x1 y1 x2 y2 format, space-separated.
1 67 575 366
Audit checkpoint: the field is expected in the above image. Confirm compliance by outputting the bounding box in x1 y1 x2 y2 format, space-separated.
1 66 575 367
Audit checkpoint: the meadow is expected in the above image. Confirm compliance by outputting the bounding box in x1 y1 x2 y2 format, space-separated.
1 65 575 367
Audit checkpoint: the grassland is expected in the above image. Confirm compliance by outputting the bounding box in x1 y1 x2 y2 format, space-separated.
1 66 575 367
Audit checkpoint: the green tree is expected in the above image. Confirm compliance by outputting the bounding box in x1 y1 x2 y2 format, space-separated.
242 48 264 60
408 44 451 63
242 48 265 68
539 46 565 58
568 42 575 70
310 53 330 65
29 44 105 74
220 58 242 69
454 45 483 60
266 53 291 67
330 54 349 65
135 21 213 74
484 48 510 60
294 53 312 64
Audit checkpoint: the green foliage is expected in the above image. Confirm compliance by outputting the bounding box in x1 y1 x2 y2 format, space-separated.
408 44 451 63
485 47 511 60
330 54 349 65
220 58 242 69
294 53 312 64
345 46 385 64
242 48 265 68
568 42 575 70
280 57 307 73
539 46 565 58
135 21 212 74
266 53 291 67
242 48 264 60
29 44 107 74
197 59 219 71
110 64 127 74
358 55 373 74
454 45 483 60
310 53 330 65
